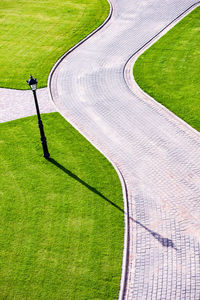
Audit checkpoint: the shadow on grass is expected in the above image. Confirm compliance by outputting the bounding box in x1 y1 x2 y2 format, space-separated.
47 157 124 213
48 158 176 250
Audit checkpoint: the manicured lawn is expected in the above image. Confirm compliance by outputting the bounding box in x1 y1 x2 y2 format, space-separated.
133 6 200 132
0 113 124 299
0 0 109 89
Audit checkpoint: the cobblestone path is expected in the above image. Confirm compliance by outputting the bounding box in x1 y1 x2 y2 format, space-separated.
0 87 56 123
50 0 200 299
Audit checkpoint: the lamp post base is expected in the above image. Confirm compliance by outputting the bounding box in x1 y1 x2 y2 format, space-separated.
43 152 50 159
38 119 50 159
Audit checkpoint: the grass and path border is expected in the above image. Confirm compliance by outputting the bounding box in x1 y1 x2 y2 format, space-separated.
0 0 128 298
48 2 200 298
48 0 112 97
124 2 200 139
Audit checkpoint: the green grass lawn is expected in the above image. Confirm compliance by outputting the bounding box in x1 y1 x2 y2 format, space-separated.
0 113 124 299
133 6 200 132
0 0 109 89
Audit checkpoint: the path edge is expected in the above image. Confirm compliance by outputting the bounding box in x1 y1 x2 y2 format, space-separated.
124 1 200 140
48 0 113 94
47 1 130 299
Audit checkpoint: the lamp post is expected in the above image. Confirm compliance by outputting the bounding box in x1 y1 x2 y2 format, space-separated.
27 75 50 159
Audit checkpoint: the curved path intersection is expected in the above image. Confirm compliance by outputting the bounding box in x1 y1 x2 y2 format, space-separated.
50 0 200 299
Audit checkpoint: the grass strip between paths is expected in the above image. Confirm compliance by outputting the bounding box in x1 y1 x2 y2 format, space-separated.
133 6 200 132
0 113 124 299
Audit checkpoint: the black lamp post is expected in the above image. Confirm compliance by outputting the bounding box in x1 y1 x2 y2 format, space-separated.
27 75 50 159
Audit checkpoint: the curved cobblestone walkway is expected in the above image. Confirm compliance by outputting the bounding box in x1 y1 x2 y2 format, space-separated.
50 0 200 299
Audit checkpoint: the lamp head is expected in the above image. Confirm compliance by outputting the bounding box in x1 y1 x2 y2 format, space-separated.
27 75 37 91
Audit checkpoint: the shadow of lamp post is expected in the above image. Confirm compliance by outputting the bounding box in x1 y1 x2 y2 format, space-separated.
26 75 50 159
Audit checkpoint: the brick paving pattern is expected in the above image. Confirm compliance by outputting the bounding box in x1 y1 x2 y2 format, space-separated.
50 0 200 299
0 87 56 123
